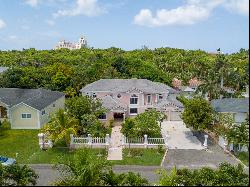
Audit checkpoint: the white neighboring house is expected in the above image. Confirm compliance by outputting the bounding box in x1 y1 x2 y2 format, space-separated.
211 98 249 124
54 36 87 50
242 85 249 98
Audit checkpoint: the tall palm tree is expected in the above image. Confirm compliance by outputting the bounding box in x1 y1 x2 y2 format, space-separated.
42 109 79 147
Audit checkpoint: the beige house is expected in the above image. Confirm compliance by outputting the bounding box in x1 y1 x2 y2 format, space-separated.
0 88 65 129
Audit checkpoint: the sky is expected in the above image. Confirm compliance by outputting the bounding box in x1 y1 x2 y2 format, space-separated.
0 0 249 53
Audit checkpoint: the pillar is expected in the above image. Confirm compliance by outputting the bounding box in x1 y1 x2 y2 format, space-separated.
88 134 92 146
165 134 169 149
203 135 208 149
38 133 45 150
105 134 110 146
144 134 148 148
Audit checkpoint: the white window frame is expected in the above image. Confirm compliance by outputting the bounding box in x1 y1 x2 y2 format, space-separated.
21 113 32 119
147 94 152 105
130 94 139 105
129 108 138 115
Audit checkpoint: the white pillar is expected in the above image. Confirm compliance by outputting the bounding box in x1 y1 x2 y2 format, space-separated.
105 134 110 146
88 134 92 146
121 135 125 146
203 135 208 149
38 133 45 150
123 113 125 122
144 134 148 148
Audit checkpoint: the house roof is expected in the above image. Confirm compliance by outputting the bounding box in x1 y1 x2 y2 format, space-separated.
180 86 195 92
0 67 9 73
100 95 127 111
211 98 249 113
0 88 65 110
155 94 184 109
80 79 177 94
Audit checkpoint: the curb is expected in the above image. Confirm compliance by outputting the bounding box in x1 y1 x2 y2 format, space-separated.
160 149 168 167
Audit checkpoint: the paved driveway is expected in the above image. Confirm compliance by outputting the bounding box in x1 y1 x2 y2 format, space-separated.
161 121 204 150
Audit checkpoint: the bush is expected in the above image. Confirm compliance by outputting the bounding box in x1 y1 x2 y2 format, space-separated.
0 119 11 136
157 145 165 154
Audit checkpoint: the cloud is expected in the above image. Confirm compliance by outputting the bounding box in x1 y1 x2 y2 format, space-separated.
9 35 18 40
24 0 39 7
224 0 249 16
45 19 55 26
53 0 106 18
133 0 248 27
0 19 6 29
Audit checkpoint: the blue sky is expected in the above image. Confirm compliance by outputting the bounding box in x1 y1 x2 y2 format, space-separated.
0 0 249 53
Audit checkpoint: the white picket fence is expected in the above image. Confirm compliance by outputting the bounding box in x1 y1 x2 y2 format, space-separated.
122 134 167 148
70 134 168 149
70 134 110 149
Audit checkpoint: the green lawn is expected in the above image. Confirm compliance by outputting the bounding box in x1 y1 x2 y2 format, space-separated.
0 130 164 165
110 148 165 166
0 129 107 164
235 152 249 166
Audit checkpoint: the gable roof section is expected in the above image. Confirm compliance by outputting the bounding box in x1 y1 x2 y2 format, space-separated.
0 88 65 110
211 98 249 113
100 95 127 111
81 79 177 94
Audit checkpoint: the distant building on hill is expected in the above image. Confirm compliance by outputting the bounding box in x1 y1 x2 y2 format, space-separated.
54 36 87 50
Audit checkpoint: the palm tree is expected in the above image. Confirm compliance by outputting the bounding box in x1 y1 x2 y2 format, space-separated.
42 109 79 147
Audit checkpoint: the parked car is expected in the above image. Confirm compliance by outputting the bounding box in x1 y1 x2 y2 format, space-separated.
0 156 16 166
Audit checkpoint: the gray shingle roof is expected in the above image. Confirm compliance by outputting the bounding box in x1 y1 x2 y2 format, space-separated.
211 98 249 113
155 94 184 109
0 67 8 73
100 95 127 111
0 88 65 110
80 79 176 94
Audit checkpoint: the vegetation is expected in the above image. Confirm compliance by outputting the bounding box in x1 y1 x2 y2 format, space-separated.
0 164 38 186
179 96 214 131
54 148 149 186
157 162 249 186
0 48 248 100
121 109 163 137
110 148 164 166
0 119 11 136
41 109 79 147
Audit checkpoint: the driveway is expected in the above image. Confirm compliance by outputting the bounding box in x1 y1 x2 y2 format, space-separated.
161 121 204 150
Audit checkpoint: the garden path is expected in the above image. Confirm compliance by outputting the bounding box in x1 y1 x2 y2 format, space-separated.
107 125 123 160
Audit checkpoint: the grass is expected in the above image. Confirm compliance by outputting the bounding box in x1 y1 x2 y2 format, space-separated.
110 148 165 166
0 129 107 164
235 151 249 166
0 130 164 165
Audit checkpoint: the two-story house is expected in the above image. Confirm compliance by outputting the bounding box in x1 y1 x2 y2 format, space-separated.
80 79 184 122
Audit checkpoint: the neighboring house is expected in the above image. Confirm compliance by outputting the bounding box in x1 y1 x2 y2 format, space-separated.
0 67 9 74
0 88 65 129
80 79 184 122
172 77 202 99
211 98 249 123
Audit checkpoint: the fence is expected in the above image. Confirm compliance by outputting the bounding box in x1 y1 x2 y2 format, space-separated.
218 136 248 152
70 134 110 149
122 134 167 148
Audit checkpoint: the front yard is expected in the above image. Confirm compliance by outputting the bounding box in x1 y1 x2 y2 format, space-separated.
0 130 106 164
0 130 164 165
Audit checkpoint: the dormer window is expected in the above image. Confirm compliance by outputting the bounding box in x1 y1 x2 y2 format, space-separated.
158 94 163 101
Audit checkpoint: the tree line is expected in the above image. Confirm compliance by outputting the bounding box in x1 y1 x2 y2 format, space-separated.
0 47 248 99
